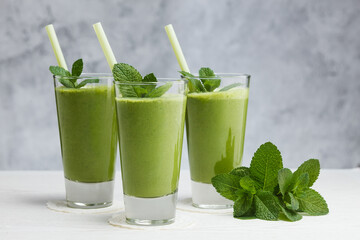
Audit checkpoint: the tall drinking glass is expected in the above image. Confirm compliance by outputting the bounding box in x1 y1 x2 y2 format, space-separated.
54 73 117 208
186 74 250 208
115 79 187 225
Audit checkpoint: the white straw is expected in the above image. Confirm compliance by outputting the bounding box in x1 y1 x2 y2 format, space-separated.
45 24 68 70
165 24 190 72
93 22 117 71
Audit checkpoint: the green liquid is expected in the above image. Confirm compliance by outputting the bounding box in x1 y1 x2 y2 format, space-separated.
116 95 186 198
55 85 117 183
186 88 249 183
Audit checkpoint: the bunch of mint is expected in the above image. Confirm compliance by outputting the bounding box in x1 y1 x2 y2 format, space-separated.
113 63 172 98
211 142 329 221
49 59 99 88
180 67 241 93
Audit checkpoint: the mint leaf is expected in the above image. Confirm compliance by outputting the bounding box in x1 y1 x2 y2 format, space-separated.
250 142 283 192
285 192 299 210
281 207 302 222
117 84 138 98
179 71 194 78
230 166 250 177
189 78 206 92
292 172 309 193
143 73 157 82
199 67 221 92
133 85 148 97
213 142 329 222
50 60 97 88
113 63 148 97
112 63 172 98
211 173 241 201
113 63 142 82
297 189 329 215
49 66 71 77
254 191 280 221
278 168 293 196
274 197 302 221
76 78 99 88
145 82 173 98
199 67 215 78
293 159 320 187
179 71 206 93
58 78 75 88
71 59 83 77
234 193 253 217
179 71 196 92
142 73 157 93
240 176 257 194
219 83 242 92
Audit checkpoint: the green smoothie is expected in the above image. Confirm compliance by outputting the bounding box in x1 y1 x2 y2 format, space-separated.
55 85 117 183
186 88 249 183
116 94 186 198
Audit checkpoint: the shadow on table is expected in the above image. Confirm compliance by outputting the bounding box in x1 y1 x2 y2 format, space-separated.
177 197 193 206
18 193 64 207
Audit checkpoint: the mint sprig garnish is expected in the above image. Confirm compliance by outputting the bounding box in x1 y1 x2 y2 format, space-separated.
179 71 204 93
211 142 329 222
219 83 242 92
180 67 242 93
113 63 142 82
71 59 83 77
49 59 99 88
113 63 172 98
199 67 221 91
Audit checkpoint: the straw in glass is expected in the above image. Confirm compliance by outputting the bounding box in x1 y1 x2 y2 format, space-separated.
45 24 68 70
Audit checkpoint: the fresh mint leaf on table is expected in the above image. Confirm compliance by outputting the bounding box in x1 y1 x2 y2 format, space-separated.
180 67 243 93
112 63 173 98
211 142 329 222
293 159 320 187
211 173 242 201
234 190 253 217
250 142 283 192
49 59 99 88
297 189 329 215
230 166 251 177
254 190 280 221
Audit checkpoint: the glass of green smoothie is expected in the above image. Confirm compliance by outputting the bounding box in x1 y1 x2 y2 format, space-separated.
54 73 117 209
185 73 250 209
114 79 187 225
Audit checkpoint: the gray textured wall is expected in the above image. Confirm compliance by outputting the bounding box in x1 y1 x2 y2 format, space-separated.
0 0 359 170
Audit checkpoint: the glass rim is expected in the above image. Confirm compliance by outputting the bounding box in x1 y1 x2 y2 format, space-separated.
114 78 187 85
182 73 250 79
53 73 113 80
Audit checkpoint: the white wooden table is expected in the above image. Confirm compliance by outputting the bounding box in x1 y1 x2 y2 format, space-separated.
1 169 359 240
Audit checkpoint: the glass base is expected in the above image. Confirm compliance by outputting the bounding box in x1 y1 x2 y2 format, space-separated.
124 191 177 226
126 218 175 226
64 178 114 209
191 180 233 209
